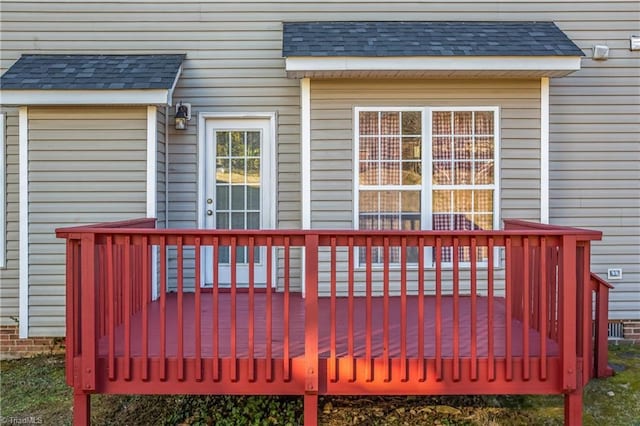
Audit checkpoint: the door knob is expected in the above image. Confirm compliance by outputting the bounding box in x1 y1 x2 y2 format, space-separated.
207 210 213 216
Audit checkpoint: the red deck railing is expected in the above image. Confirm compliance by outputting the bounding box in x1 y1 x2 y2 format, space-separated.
56 219 610 425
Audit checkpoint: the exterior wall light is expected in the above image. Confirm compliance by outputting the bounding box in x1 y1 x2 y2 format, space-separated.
175 102 191 130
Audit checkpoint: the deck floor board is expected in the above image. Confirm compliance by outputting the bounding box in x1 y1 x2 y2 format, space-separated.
98 293 558 359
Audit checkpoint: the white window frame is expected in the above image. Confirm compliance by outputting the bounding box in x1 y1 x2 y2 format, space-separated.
353 106 500 269
0 113 5 268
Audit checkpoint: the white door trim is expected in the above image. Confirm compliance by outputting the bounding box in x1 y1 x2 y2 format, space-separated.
197 112 277 287
197 112 277 230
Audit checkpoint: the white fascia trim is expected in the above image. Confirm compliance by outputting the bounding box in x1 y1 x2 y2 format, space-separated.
0 113 5 269
540 77 550 224
286 56 582 73
18 107 28 338
1 89 172 106
300 78 311 230
146 106 158 218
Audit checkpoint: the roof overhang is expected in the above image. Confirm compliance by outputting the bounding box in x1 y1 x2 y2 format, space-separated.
0 55 183 106
0 88 176 106
285 56 582 78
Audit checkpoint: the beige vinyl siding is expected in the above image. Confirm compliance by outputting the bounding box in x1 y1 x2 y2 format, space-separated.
27 107 147 336
547 15 640 320
0 108 19 326
0 0 638 322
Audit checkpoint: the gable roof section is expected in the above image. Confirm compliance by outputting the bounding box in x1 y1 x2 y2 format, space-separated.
0 54 185 105
283 21 584 78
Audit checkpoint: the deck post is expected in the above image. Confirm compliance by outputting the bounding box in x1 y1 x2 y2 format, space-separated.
73 391 90 425
80 233 97 391
561 235 577 392
564 362 583 425
304 234 319 426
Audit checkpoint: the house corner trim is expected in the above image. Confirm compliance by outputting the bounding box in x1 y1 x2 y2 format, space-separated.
541 77 550 224
301 78 311 230
18 107 29 338
146 106 158 218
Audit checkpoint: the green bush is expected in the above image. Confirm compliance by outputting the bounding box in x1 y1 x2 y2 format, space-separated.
162 395 302 426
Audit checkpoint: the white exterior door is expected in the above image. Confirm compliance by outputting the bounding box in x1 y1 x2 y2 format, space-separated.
203 118 273 287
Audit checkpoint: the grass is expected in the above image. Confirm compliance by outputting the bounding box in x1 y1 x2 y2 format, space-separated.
1 343 638 425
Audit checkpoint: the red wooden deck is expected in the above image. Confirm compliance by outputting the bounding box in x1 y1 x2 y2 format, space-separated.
57 219 613 425
99 293 558 359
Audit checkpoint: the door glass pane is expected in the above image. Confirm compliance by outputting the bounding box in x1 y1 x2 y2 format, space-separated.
231 212 244 229
216 186 229 210
247 132 260 155
231 186 245 210
247 186 260 210
216 159 230 183
231 131 244 156
216 132 229 156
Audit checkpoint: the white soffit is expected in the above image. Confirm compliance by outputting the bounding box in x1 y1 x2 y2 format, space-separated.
285 56 582 78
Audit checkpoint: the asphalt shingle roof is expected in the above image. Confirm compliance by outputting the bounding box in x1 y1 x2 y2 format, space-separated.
0 54 185 90
283 21 584 57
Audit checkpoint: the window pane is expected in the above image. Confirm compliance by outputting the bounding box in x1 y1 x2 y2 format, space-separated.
381 137 400 160
474 190 493 212
474 161 494 184
360 137 379 160
432 190 451 213
402 137 421 160
454 213 474 231
432 137 451 160
246 159 260 184
231 212 244 229
432 161 452 185
475 137 494 160
231 131 244 156
380 112 400 135
379 191 400 215
231 186 245 210
247 212 260 229
216 185 229 210
402 111 421 135
359 162 378 185
475 111 494 134
401 190 420 212
454 161 472 185
231 159 245 183
246 131 260 156
359 191 379 213
475 214 493 231
432 111 451 134
454 137 472 159
216 159 230 183
360 111 378 135
454 190 472 212
402 162 421 185
216 131 229 156
453 111 473 135
433 214 451 230
380 162 400 185
247 185 260 210
216 212 229 229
